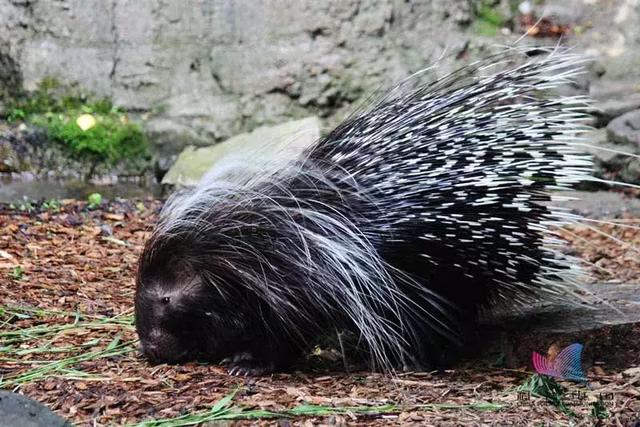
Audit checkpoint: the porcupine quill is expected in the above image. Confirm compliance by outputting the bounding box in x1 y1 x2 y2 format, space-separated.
135 48 635 375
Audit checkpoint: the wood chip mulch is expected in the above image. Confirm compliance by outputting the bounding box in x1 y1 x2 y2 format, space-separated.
0 199 638 426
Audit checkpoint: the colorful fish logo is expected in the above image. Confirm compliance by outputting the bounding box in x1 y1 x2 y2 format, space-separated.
532 343 587 382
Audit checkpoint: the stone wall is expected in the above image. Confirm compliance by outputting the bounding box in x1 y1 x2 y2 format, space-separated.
0 0 474 164
1 0 639 170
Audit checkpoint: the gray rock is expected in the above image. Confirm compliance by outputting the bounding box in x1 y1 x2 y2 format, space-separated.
0 137 21 173
582 129 622 163
0 43 22 100
590 80 640 101
162 116 320 187
607 109 640 146
592 95 640 127
589 81 640 127
562 190 640 218
592 110 640 185
0 391 71 427
579 127 640 185
146 117 213 153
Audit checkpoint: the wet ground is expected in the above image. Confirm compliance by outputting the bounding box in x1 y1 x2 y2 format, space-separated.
0 176 161 204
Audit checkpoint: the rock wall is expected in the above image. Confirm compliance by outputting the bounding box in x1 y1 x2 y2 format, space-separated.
1 0 639 171
0 0 474 165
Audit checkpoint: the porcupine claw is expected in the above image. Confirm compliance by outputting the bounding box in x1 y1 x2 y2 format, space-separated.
220 352 274 377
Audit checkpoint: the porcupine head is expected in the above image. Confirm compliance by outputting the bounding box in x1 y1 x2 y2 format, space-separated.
134 226 285 369
133 166 316 373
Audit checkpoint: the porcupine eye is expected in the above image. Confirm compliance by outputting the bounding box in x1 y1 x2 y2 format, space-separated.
161 296 170 304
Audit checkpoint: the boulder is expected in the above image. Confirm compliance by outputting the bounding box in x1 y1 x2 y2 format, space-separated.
561 190 640 218
162 117 321 187
590 81 640 127
0 137 21 173
591 95 640 128
579 128 639 186
578 111 640 185
607 109 640 146
0 391 71 427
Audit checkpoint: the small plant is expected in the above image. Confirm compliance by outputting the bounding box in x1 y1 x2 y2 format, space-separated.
7 108 26 122
10 266 24 281
471 0 506 36
590 396 609 420
9 201 35 213
42 199 62 212
518 374 575 417
87 193 103 209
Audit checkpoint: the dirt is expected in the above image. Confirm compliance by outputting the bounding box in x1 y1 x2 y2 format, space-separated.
0 199 638 426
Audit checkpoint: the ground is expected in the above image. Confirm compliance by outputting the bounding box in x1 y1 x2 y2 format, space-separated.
0 199 639 426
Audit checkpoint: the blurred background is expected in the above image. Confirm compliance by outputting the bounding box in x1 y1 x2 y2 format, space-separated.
1 0 639 202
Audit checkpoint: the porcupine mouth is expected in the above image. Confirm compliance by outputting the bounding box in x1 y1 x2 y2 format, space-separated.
139 343 194 365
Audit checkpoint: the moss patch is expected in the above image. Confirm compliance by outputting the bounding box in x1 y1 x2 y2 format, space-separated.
4 78 149 177
470 0 507 36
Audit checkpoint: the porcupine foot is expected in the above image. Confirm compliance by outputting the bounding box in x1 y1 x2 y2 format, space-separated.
220 352 275 376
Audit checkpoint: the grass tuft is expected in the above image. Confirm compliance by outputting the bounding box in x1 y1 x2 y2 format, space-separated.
517 374 575 417
127 393 503 427
0 305 136 388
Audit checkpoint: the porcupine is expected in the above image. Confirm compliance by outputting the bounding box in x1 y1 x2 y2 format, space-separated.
134 49 596 374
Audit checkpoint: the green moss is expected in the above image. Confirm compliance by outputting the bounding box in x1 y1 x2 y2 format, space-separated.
470 0 506 36
33 111 148 167
477 4 504 26
4 78 149 175
474 19 501 36
7 78 85 121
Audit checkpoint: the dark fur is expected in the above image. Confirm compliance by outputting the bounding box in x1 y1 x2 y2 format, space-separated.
135 51 590 373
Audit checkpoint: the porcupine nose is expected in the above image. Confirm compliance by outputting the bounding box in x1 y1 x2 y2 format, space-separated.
141 341 160 360
141 329 167 362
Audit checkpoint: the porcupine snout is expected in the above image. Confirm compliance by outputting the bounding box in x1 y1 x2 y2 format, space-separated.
138 328 183 363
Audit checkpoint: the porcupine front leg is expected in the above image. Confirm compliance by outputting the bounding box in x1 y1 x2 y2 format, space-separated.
221 352 274 376
221 337 303 376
